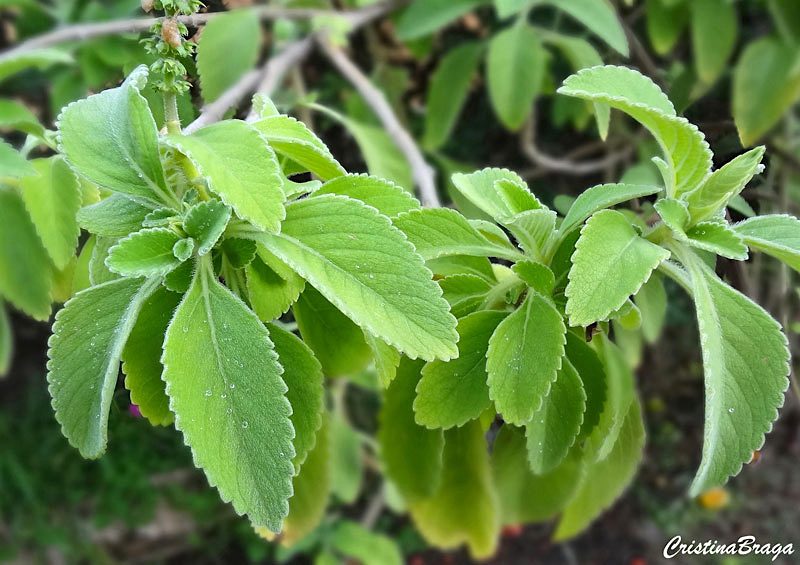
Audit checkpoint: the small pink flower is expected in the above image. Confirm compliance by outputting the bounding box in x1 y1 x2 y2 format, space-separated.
129 404 142 418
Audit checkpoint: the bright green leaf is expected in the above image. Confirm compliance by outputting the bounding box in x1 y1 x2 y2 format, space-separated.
396 0 484 40
545 0 629 56
106 227 182 277
183 200 231 255
246 246 305 322
77 194 153 238
735 214 800 272
315 174 420 217
561 183 662 236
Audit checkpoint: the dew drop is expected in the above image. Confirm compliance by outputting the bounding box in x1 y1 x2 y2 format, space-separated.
229 383 236 389
205 389 212 397
728 407 735 413
241 421 249 429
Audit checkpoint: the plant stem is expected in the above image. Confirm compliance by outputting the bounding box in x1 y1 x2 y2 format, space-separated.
164 91 181 135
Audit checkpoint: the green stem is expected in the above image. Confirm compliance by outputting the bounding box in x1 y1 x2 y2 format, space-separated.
164 91 181 135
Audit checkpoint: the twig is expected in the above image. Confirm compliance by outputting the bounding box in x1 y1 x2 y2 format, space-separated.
520 112 633 176
0 5 383 62
359 488 386 529
317 36 440 207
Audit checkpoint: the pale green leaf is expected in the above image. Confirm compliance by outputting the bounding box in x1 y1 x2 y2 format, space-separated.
20 157 81 270
566 209 670 327
122 286 180 426
253 115 346 181
0 140 35 178
655 197 689 232
525 359 586 474
77 194 153 238
315 174 420 217
365 332 401 388
491 425 582 525
0 48 72 83
423 42 484 150
183 200 231 255
329 414 363 504
564 332 607 439
58 66 170 204
646 0 688 55
487 22 545 130
378 358 444 501
495 0 536 18
487 292 566 424
690 0 737 85
48 277 160 457
451 167 528 222
162 264 294 531
164 120 286 233
684 146 765 223
396 0 484 40
172 238 194 262
293 286 371 377
495 178 542 214
329 521 403 565
0 189 51 319
684 221 749 260
561 183 662 236
256 195 458 361
409 421 500 559
733 37 800 146
438 274 493 318
106 227 182 277
505 208 557 260
90 237 119 286
0 99 45 138
269 324 324 472
559 66 712 196
220 238 256 269
393 208 523 262
545 0 628 56
246 246 305 322
554 398 645 540
683 251 790 495
415 310 507 430
634 273 667 343
197 9 261 103
735 214 800 272
512 260 554 296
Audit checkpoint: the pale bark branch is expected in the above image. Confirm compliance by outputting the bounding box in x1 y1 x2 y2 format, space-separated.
317 36 440 207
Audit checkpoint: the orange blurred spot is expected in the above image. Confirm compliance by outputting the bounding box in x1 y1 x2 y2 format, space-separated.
502 524 524 538
749 450 762 464
697 487 730 510
630 557 647 565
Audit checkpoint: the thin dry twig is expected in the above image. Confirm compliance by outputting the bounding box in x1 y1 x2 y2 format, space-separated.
519 111 634 176
317 35 440 207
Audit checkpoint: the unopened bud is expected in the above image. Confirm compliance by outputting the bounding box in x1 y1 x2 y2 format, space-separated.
161 19 182 48
141 0 154 12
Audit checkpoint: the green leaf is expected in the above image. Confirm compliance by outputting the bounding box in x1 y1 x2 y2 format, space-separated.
487 292 566 424
77 194 153 238
495 178 542 214
379 358 444 501
162 263 294 531
684 220 748 260
58 66 170 204
684 146 765 223
253 115 346 181
690 0 737 85
395 0 484 40
491 425 582 525
0 140 35 178
0 99 45 138
164 120 286 233
0 300 11 377
683 251 790 496
329 521 403 565
256 195 458 361
183 200 231 255
246 247 305 322
365 331 402 388
634 273 667 343
172 238 194 262
269 324 324 473
646 0 688 55
280 417 330 546
293 286 371 377
566 209 670 327
48 277 160 457
106 227 182 277
487 22 545 130
560 183 662 236
564 332 607 439
0 189 51 319
451 167 528 222
415 310 507 430
196 9 261 103
423 42 484 150
655 197 690 232
315 174 420 218
122 287 180 426
90 236 119 286
505 209 557 260
329 414 363 504
525 359 586 474
559 66 712 196
735 214 800 272
512 260 554 296
0 48 72 83
20 157 81 270
733 37 800 146
393 208 523 262
439 274 493 317
409 421 500 559
554 398 645 540
544 0 628 56
220 238 256 269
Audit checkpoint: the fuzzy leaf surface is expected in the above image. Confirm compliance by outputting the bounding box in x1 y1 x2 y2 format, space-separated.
734 214 800 273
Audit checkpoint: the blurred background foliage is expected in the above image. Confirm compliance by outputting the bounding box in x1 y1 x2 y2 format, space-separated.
1 0 799 562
